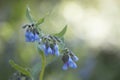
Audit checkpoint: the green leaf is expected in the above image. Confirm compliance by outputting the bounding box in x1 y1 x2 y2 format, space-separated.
9 60 31 77
54 25 67 37
36 17 45 26
26 6 35 23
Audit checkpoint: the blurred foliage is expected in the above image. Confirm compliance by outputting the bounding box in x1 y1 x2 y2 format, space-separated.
0 0 120 80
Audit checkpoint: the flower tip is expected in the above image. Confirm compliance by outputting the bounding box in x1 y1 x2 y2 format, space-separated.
72 63 77 69
55 50 60 56
68 57 78 69
62 64 68 70
34 34 40 40
47 47 52 54
73 56 79 61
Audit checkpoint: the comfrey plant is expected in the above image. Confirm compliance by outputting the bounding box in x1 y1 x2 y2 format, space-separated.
9 7 79 80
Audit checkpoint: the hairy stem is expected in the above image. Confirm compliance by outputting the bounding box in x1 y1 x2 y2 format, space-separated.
39 51 46 80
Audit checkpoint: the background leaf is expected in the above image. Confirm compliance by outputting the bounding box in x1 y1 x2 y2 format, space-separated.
9 60 31 77
31 62 41 80
54 25 67 38
26 6 35 23
36 17 45 26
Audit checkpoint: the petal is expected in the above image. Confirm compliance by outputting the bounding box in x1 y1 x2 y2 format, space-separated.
29 32 34 38
71 62 77 69
54 44 60 56
68 57 77 69
54 44 59 50
72 56 79 61
25 31 30 42
30 33 35 41
62 63 68 70
25 31 35 42
34 34 40 40
25 32 31 42
47 47 52 54
55 50 60 56
42 44 46 50
41 44 48 55
52 49 55 55
68 57 73 62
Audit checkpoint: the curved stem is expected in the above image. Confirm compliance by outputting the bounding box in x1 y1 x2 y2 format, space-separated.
39 51 46 80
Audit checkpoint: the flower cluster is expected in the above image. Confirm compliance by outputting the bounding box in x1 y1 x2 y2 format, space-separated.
62 48 79 70
9 7 79 80
23 24 40 42
38 35 60 56
23 23 78 70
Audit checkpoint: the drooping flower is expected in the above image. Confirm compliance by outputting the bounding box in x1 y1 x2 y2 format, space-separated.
52 44 60 56
68 57 77 68
72 55 79 61
47 46 53 55
25 30 39 42
39 43 53 56
25 31 35 42
24 24 40 42
34 33 40 41
69 51 79 61
62 54 77 70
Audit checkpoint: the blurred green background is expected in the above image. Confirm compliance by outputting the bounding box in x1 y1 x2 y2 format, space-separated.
1 0 120 80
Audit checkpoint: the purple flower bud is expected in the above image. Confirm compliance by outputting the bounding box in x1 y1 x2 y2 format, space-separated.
25 31 40 42
72 55 79 61
68 57 77 69
55 50 60 56
40 44 53 56
62 55 78 70
25 31 35 42
62 63 68 70
43 44 49 55
54 44 60 56
34 33 40 41
47 47 52 55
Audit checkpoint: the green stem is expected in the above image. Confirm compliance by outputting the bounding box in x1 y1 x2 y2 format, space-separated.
39 51 46 80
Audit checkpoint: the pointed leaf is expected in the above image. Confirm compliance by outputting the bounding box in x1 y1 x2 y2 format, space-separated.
26 6 35 23
54 25 67 37
36 17 45 26
9 60 31 77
